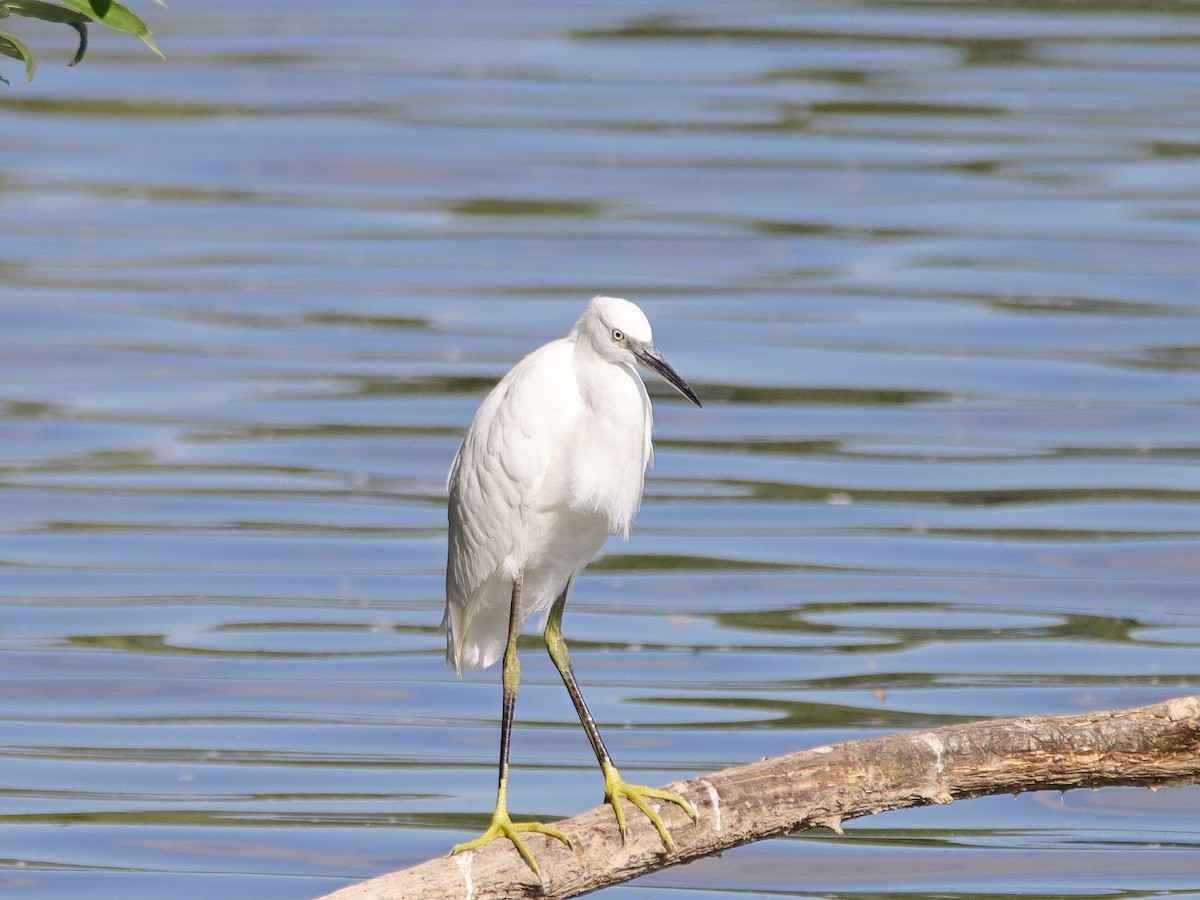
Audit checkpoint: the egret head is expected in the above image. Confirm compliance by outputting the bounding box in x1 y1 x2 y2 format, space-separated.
577 296 701 407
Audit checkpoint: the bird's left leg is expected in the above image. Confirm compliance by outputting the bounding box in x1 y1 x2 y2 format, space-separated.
544 585 697 851
451 574 571 876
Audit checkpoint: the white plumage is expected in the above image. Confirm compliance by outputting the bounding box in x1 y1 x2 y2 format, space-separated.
443 296 687 672
441 296 701 875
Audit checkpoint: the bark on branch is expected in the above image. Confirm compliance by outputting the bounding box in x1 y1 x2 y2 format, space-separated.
315 694 1200 900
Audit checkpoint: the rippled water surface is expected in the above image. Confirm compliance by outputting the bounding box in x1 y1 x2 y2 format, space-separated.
2 1 1199 897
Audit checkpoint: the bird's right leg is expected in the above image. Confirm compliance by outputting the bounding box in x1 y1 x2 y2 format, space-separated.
450 573 571 876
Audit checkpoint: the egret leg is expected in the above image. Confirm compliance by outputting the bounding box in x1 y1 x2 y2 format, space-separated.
544 586 697 851
451 574 571 876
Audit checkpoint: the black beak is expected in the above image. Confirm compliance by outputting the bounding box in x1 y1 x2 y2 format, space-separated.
634 344 702 407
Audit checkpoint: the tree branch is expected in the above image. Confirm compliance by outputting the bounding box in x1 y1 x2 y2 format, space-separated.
314 694 1200 900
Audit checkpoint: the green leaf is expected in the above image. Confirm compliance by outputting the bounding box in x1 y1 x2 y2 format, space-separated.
0 28 37 82
67 17 86 65
4 0 91 25
3 1 90 66
47 0 162 57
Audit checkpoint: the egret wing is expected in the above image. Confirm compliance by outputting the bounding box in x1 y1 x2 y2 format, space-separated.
443 340 573 671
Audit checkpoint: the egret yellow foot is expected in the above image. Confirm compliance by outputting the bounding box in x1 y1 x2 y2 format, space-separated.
451 808 571 876
603 765 697 851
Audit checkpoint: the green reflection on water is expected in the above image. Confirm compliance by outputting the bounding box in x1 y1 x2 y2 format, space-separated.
591 553 797 572
63 630 434 659
811 100 1001 117
453 198 602 217
697 385 946 406
637 695 972 730
0 808 446 828
0 96 236 118
304 312 429 330
713 605 1141 646
725 479 1200 506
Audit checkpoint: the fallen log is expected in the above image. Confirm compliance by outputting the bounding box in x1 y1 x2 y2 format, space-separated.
315 694 1200 900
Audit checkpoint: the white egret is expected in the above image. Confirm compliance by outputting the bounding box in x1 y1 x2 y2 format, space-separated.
443 296 702 875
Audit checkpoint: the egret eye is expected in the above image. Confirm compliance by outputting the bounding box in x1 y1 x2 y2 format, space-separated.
612 329 625 342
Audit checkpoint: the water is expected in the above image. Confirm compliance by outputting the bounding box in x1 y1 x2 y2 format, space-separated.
2 0 1199 897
